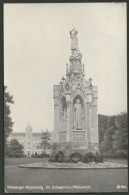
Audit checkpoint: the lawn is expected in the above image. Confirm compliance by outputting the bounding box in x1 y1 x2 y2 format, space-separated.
4 157 128 193
4 157 48 166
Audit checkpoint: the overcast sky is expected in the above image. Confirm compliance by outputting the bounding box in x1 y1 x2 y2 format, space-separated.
4 3 127 132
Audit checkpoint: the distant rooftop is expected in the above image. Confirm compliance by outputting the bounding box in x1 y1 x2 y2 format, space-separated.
10 123 53 137
25 123 32 132
11 132 52 137
11 132 25 136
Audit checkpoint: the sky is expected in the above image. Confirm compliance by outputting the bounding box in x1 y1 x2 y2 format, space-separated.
4 3 127 132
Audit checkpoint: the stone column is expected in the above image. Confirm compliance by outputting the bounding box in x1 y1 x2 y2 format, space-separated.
89 102 95 151
66 93 71 142
89 102 94 143
93 98 99 144
86 102 90 145
87 93 93 148
54 97 59 143
53 85 61 144
92 87 99 150
84 101 88 143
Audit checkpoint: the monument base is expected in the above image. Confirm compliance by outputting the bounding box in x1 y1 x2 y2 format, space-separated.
19 161 128 170
51 142 99 158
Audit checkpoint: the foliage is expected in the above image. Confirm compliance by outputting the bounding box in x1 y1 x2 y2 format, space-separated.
70 152 82 163
94 151 104 163
49 154 57 162
100 116 116 155
4 86 14 156
113 112 128 157
82 152 95 163
40 129 51 154
31 152 50 158
101 126 115 154
98 114 108 143
55 151 64 162
7 139 24 158
98 113 128 157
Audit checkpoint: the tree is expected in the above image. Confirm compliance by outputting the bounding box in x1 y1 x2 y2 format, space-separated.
101 126 115 155
8 139 24 158
98 114 109 143
100 116 117 156
112 129 123 155
40 129 51 156
114 112 128 157
4 86 14 156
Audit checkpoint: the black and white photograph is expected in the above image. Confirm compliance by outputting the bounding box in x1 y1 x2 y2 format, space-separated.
4 2 127 193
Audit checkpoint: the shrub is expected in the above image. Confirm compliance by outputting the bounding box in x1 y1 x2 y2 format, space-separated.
49 154 56 162
55 151 64 162
82 152 95 163
70 153 82 163
95 151 104 163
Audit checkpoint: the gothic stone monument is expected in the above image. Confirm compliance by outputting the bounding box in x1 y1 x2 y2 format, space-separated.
53 28 99 156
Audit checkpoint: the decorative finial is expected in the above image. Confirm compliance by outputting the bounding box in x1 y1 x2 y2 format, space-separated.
89 77 92 82
62 76 65 80
89 77 92 90
83 63 85 72
72 23 75 31
66 63 68 72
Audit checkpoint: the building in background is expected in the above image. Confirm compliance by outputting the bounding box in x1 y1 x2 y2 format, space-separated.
8 124 53 157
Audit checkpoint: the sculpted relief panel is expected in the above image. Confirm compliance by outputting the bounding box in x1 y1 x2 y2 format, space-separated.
73 132 85 142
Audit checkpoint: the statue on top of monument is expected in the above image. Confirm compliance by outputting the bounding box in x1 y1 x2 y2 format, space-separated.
70 27 79 55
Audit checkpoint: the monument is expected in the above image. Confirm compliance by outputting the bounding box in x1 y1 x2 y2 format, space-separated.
53 28 99 157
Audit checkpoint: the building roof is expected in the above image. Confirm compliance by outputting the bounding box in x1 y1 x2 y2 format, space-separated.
11 132 42 137
10 131 53 138
11 132 25 136
33 133 42 136
25 124 32 132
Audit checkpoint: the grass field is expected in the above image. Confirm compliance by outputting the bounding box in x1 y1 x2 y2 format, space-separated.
4 157 48 166
4 157 128 193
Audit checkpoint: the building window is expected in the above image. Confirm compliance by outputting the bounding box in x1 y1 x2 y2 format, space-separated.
37 145 42 149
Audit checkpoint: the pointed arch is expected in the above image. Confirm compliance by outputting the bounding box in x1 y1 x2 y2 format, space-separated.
73 94 84 106
72 82 87 99
60 96 67 111
60 96 67 120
